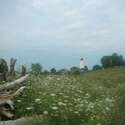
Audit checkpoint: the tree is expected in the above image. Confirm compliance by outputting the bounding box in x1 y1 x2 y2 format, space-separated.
93 65 102 70
31 63 42 75
0 59 8 81
84 65 89 71
101 53 125 68
70 66 81 75
51 68 56 74
101 56 112 68
57 68 69 75
43 70 49 75
111 53 124 66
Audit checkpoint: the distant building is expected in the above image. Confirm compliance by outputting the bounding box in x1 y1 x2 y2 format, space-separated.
80 58 85 69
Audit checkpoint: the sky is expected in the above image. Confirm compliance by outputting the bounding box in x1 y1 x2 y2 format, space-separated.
0 0 125 70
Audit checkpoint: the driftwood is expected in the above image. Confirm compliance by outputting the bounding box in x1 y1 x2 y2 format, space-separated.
10 58 17 76
0 75 29 120
0 74 29 91
0 59 8 81
21 65 27 76
0 115 43 125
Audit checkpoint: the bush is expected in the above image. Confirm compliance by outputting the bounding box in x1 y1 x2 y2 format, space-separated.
93 65 102 70
50 68 56 74
31 63 42 75
70 66 81 75
101 53 125 68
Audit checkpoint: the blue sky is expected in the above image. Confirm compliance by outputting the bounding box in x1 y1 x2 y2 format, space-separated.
0 0 125 70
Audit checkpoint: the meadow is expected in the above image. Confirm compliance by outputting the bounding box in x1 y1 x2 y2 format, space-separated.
15 68 125 125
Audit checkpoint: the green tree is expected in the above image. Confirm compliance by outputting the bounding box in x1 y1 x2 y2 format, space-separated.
51 68 56 74
101 53 125 68
84 65 89 71
57 68 69 75
43 70 49 75
101 56 112 68
70 66 80 75
93 65 102 70
111 53 124 66
31 63 42 75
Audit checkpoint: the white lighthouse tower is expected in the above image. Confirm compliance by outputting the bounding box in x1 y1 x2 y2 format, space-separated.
80 58 85 69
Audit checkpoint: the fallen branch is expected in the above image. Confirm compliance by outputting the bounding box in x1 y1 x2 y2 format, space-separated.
0 115 43 125
0 75 29 120
0 74 29 91
0 87 26 119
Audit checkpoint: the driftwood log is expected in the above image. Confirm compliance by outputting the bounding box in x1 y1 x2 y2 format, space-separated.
0 115 43 125
10 58 17 76
0 74 29 91
0 74 29 120
0 59 8 81
21 65 27 76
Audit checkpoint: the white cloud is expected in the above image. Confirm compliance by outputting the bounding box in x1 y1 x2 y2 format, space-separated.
31 0 44 9
65 21 83 30
64 9 79 17
0 0 125 54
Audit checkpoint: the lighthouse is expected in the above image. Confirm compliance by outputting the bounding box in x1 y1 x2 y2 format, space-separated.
80 58 85 69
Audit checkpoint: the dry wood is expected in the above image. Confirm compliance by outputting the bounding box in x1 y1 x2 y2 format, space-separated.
0 115 43 125
0 87 26 119
0 75 29 120
10 58 17 76
0 74 29 91
21 65 26 76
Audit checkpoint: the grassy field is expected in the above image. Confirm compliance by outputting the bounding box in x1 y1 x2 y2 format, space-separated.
15 68 125 125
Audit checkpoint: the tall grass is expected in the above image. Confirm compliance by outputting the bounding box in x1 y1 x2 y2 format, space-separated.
15 68 125 125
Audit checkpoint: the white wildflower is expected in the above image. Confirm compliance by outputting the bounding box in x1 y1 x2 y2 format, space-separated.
50 93 56 97
74 111 79 114
35 98 41 102
58 102 63 106
35 98 41 104
51 106 58 110
43 111 48 115
26 106 33 110
17 100 22 103
105 107 110 111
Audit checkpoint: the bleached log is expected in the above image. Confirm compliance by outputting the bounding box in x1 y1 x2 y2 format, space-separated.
0 107 14 119
12 86 26 98
0 86 26 119
0 115 43 125
0 74 29 91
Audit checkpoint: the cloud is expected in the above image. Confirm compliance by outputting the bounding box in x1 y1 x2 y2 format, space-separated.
0 0 125 66
65 21 83 30
31 0 44 9
64 9 79 17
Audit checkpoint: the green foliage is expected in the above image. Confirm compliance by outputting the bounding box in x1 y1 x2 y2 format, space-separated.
70 66 81 74
111 53 125 66
31 63 42 75
50 68 56 74
43 70 50 75
57 68 69 75
101 56 113 68
15 68 125 125
93 64 102 70
101 53 125 68
84 65 89 71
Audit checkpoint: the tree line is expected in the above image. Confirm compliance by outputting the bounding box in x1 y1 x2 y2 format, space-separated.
93 53 125 70
31 53 125 75
0 53 125 80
